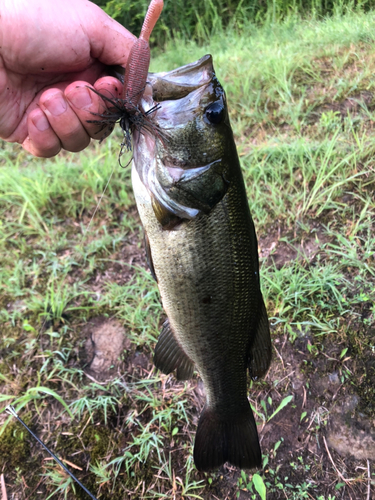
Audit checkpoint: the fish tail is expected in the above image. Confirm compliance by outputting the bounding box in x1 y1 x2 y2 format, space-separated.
193 405 261 471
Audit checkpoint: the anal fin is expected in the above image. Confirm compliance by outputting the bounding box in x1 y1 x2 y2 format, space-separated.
154 319 195 380
249 296 272 379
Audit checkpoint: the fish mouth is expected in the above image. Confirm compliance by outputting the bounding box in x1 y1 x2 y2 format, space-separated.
148 54 214 101
133 54 228 224
138 54 216 131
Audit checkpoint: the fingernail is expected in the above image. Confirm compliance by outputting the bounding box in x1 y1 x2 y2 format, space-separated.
32 112 50 132
66 88 92 110
44 95 67 116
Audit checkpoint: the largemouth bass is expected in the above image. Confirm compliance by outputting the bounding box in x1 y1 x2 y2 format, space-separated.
131 54 272 471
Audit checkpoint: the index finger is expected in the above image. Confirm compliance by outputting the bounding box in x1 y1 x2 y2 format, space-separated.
65 77 124 141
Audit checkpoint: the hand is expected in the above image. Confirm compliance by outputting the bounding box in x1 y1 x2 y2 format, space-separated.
0 0 136 157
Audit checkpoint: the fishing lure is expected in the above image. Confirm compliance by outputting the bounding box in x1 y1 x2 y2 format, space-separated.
122 0 163 110
88 0 164 160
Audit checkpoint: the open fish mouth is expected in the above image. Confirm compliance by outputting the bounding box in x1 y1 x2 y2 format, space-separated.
133 54 235 225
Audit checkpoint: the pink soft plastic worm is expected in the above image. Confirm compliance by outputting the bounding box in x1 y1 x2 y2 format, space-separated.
122 0 164 110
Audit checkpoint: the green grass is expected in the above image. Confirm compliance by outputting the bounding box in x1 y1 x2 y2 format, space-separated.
0 7 375 500
95 0 375 46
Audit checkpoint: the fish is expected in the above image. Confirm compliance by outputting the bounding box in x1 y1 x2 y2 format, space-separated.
131 54 272 471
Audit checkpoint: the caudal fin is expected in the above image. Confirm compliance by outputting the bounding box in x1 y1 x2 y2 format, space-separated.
193 405 261 471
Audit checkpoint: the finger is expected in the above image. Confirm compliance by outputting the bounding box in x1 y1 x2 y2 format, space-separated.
94 76 123 101
22 108 61 157
39 89 91 153
65 77 123 141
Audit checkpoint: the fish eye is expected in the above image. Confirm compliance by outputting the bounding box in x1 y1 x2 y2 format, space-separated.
205 101 225 124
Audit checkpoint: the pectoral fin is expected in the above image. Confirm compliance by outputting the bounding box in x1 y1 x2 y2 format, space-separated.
151 196 183 230
248 296 272 379
154 319 195 380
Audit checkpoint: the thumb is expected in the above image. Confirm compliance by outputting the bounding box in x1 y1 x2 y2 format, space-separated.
85 2 137 67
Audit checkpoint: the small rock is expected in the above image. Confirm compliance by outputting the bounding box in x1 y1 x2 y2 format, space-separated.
327 394 375 460
328 372 340 385
291 367 305 391
84 317 127 379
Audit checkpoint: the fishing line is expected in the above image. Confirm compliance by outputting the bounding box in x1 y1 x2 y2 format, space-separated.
5 406 98 500
79 165 115 248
